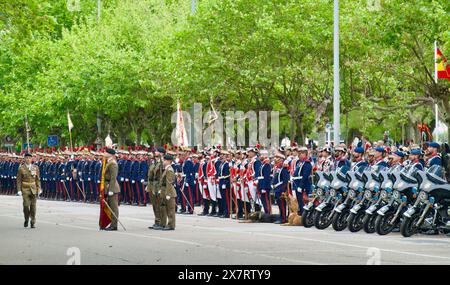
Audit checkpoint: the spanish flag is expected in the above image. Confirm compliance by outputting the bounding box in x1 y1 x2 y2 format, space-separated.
436 43 450 81
99 158 112 229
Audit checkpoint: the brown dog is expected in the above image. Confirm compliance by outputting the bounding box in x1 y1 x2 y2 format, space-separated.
281 193 302 226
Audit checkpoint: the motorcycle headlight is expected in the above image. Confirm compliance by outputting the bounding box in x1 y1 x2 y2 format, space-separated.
364 190 372 199
419 191 428 201
330 189 336 197
393 190 400 200
316 189 324 196
349 190 356 198
380 190 388 200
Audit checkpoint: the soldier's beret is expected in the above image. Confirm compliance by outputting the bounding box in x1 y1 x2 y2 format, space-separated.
375 146 385 152
354 147 365 154
24 153 32 157
410 149 422 155
426 142 440 148
156 147 166 154
105 148 116 155
393 150 405 158
163 154 174 161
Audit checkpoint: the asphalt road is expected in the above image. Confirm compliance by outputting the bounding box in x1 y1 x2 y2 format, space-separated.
1 195 450 265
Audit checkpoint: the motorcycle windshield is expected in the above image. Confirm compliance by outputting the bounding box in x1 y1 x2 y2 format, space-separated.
426 165 447 184
427 165 444 178
336 166 350 182
400 167 419 184
371 165 387 181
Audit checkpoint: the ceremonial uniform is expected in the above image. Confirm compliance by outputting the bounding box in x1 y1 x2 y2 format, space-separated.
198 158 210 215
181 158 195 214
257 159 272 214
123 158 132 204
94 159 102 203
351 159 369 171
206 156 218 215
139 159 149 206
246 156 261 211
427 154 442 168
130 159 141 205
271 164 290 224
214 158 223 216
17 162 41 227
218 159 231 217
292 158 312 215
104 157 120 230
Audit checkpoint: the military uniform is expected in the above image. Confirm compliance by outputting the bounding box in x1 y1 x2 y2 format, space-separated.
104 157 120 230
160 163 177 230
17 162 41 227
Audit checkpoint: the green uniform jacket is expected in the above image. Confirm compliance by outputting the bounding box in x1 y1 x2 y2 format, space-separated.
161 165 177 198
147 159 163 194
105 159 120 194
17 164 41 195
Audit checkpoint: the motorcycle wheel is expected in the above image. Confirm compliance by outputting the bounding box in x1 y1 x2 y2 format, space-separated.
301 209 315 228
375 210 396 235
314 207 333 230
348 210 365 233
332 208 350 231
363 214 377 234
400 213 421 237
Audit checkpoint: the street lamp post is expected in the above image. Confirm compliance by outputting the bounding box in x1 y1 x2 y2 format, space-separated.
333 0 340 146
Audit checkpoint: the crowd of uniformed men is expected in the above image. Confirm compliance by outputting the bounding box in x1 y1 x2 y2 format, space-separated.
0 139 443 230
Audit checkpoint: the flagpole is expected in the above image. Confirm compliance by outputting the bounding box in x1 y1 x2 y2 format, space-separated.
68 111 74 152
25 114 30 152
434 41 438 132
434 41 438 84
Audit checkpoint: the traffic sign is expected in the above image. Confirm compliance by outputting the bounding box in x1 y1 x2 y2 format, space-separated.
48 135 59 147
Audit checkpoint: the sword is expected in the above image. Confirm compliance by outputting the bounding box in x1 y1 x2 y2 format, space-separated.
180 181 194 212
102 198 127 231
75 181 86 200
61 181 71 201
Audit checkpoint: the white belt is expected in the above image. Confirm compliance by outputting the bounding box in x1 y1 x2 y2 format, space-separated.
219 175 230 180
291 176 303 180
272 182 282 189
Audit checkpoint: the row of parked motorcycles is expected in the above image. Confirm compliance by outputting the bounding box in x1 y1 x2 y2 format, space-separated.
301 163 450 237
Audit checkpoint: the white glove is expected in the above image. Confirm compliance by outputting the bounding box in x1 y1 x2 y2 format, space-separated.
297 188 302 193
158 190 161 194
166 195 170 200
17 191 22 196
125 179 129 182
261 190 266 194
108 191 114 196
145 186 148 192
132 180 135 183
120 178 124 182
66 177 70 180
140 179 144 183
185 183 189 187
222 184 226 189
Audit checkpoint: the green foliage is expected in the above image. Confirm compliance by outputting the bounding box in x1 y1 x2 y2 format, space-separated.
0 0 448 148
